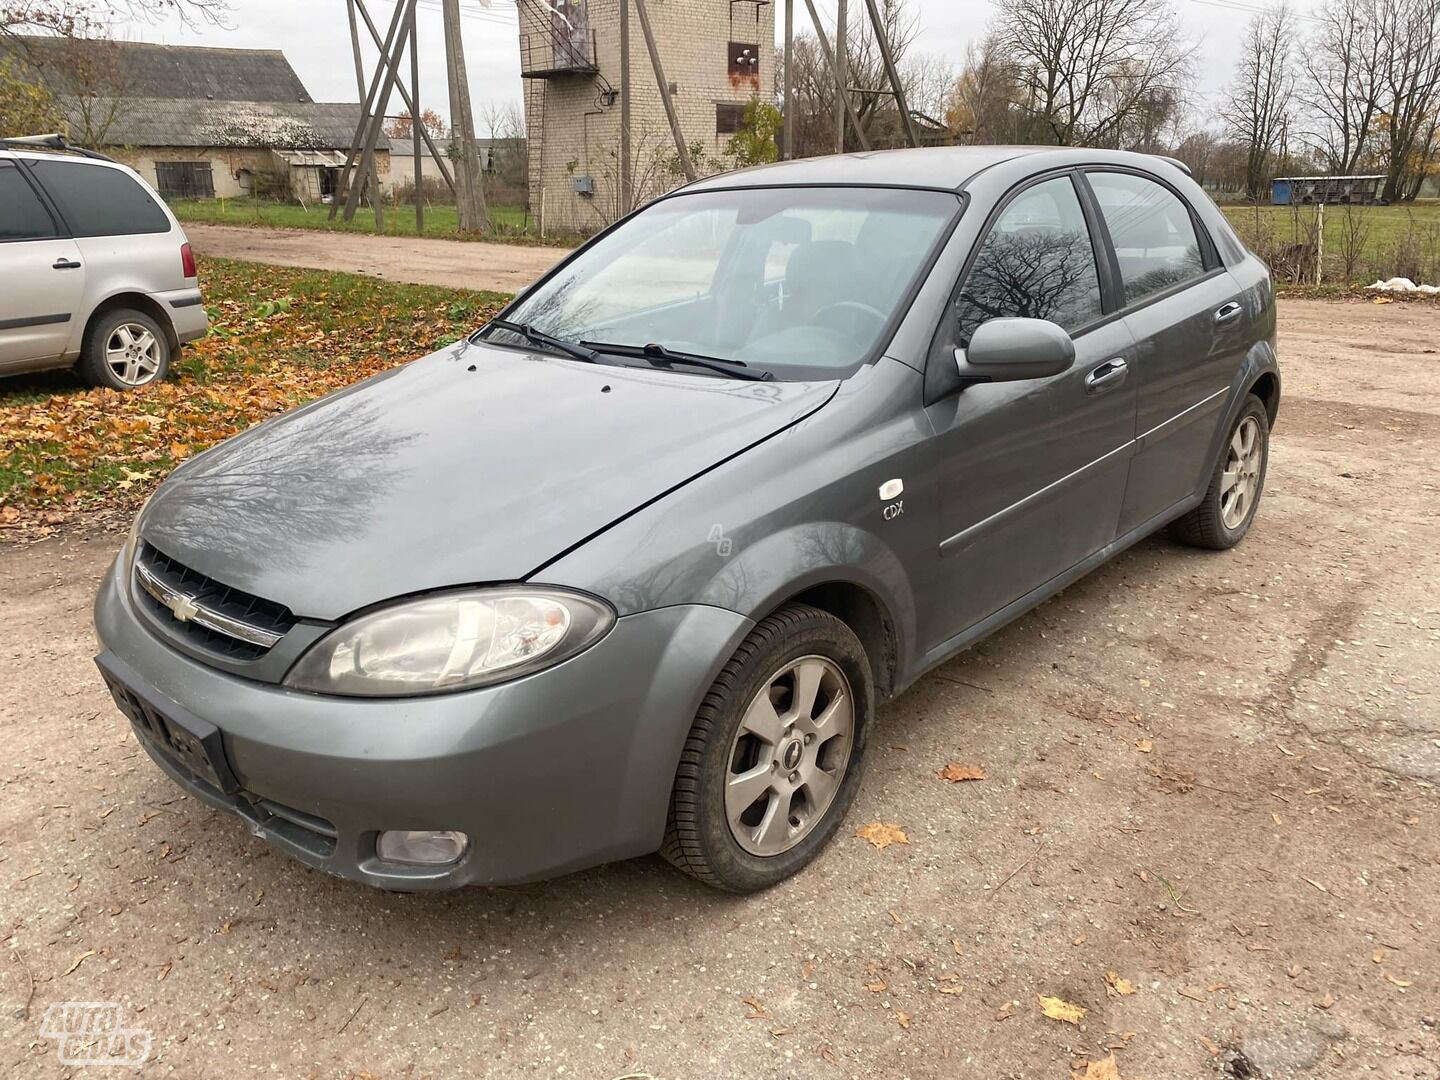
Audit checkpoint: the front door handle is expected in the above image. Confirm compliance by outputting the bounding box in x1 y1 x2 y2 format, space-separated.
1214 301 1243 324
52 258 82 270
1085 357 1128 395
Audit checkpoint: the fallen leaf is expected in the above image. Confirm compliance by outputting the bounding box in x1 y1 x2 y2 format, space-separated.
951 938 964 956
1199 1036 1222 1057
1104 970 1136 996
937 984 965 995
994 1000 1016 1021
1134 738 1153 753
1073 934 1087 946
64 950 97 976
742 995 768 1019
1372 295 1394 304
1316 992 1337 1009
1385 973 1413 988
866 980 888 993
1372 948 1387 964
1038 994 1088 1025
1071 1053 1121 1079
938 762 986 783
157 961 172 981
769 1026 793 1037
895 1010 911 1030
801 959 816 980
855 822 909 849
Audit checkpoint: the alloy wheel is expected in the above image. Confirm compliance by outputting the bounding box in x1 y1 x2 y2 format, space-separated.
1220 415 1263 530
724 655 855 856
105 322 162 387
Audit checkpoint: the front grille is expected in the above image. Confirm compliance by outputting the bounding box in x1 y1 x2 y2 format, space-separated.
135 542 296 661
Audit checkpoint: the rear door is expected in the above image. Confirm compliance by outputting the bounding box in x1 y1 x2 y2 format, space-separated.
921 172 1137 650
1082 169 1249 534
0 160 85 367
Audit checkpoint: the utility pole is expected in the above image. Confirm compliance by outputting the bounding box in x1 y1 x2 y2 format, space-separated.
409 0 423 232
443 0 489 232
632 0 695 182
782 0 793 159
620 0 632 214
834 0 847 153
333 0 409 222
862 0 918 148
345 0 384 228
802 0 869 150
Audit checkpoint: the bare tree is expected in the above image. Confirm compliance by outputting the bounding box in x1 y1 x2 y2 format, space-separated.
2 0 227 36
1223 4 1296 201
994 0 1194 147
943 35 1040 144
1376 0 1440 201
1299 0 1386 173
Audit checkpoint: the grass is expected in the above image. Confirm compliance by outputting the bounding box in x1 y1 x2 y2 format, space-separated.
169 197 544 241
1221 201 1440 283
0 257 509 526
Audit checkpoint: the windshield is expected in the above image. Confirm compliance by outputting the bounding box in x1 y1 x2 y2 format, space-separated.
500 186 960 380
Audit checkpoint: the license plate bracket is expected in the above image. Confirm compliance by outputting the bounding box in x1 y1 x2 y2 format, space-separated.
100 667 241 795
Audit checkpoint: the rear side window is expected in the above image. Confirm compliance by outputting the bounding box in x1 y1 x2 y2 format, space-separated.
950 175 1103 348
0 162 58 241
1088 172 1206 304
28 160 170 237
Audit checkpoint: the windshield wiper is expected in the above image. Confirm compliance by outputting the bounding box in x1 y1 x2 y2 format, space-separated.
483 319 600 364
580 340 773 382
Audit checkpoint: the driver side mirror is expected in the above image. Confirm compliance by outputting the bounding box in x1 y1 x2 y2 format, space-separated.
955 317 1076 384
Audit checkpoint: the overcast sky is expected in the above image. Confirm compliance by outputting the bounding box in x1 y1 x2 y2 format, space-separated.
112 0 1322 134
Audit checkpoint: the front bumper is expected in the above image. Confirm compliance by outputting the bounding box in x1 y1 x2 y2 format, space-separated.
94 557 751 889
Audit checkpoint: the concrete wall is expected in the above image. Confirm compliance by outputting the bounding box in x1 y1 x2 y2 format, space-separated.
519 0 775 235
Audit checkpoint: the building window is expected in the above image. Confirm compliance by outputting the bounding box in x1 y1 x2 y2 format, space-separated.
716 103 747 135
727 41 760 92
154 161 216 200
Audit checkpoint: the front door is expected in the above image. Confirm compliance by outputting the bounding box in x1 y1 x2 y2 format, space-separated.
0 161 85 368
920 173 1137 654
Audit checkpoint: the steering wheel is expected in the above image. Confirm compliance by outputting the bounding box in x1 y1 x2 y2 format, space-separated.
812 300 887 334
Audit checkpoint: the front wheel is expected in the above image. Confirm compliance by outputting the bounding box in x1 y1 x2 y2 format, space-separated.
661 604 872 892
1171 395 1270 550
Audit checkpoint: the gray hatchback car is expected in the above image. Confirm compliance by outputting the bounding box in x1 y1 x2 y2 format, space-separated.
94 147 1279 892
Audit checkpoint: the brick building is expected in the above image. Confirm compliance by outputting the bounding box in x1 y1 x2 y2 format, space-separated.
517 0 775 234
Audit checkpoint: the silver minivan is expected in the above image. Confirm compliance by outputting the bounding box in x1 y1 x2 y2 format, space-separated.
0 136 207 389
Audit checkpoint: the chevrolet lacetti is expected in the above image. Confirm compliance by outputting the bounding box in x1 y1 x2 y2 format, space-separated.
94 147 1279 892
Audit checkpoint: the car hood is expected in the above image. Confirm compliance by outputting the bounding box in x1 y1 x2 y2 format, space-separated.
140 341 837 620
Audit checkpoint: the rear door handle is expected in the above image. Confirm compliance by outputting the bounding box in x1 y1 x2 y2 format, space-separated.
52 258 82 270
1085 357 1128 395
1214 301 1243 324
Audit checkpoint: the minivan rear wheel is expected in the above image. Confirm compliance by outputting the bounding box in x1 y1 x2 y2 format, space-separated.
1171 395 1270 550
661 603 872 892
77 308 171 390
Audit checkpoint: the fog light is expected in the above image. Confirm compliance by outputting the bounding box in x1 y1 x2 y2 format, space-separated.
376 830 468 866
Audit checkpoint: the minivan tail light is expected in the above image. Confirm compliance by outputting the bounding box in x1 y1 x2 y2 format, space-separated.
180 242 197 279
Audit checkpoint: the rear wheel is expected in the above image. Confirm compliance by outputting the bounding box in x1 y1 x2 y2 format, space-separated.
661 603 872 892
77 308 171 390
1171 395 1270 550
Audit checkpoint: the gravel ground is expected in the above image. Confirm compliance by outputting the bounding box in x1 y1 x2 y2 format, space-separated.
1 298 1437 1079
184 223 570 294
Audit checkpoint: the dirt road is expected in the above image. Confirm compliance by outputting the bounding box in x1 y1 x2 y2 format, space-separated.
2 299 1437 1079
184 223 572 294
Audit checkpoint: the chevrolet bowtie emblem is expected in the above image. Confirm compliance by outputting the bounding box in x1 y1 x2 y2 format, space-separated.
166 593 200 623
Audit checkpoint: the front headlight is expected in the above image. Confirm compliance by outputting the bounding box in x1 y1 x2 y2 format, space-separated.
283 587 615 697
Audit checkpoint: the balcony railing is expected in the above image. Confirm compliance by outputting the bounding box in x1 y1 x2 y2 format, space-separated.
519 29 598 79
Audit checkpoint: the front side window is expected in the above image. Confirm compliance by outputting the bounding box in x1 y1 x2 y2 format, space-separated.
28 160 170 238
0 163 57 241
502 186 960 380
950 175 1103 348
1088 171 1206 304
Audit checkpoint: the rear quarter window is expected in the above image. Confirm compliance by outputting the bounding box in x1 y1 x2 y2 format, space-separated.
28 160 170 238
0 162 58 241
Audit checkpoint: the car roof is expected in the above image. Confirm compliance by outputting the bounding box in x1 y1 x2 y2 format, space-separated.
685 146 1188 193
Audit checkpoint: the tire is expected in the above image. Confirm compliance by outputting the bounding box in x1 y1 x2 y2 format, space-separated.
661 603 872 892
1170 395 1270 550
76 308 171 390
